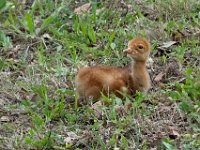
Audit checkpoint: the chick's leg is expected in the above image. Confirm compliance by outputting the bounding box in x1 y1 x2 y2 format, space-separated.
85 86 101 101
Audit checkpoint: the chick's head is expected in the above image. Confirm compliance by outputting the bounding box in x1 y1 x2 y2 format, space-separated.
124 38 150 62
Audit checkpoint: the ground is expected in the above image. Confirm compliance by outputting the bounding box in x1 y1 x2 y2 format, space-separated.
0 0 200 149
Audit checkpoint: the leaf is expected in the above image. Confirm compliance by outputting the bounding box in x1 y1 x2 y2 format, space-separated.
74 3 91 15
0 2 13 14
24 137 32 144
167 126 180 140
0 58 6 70
40 15 56 31
0 116 10 122
0 31 13 48
109 134 117 146
109 32 116 43
0 0 6 10
88 27 96 43
169 129 180 139
179 101 191 113
80 21 87 37
154 72 165 82
25 13 35 35
110 43 116 50
91 2 97 22
159 41 177 48
42 33 52 40
185 67 193 76
121 135 128 149
32 113 45 127
65 143 72 149
162 141 177 150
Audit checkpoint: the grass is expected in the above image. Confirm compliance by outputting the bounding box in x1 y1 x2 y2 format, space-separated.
0 0 200 149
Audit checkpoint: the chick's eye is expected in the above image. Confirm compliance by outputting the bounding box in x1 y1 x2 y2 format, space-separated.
137 45 144 49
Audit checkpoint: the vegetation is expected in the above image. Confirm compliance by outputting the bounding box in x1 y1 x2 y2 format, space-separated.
0 0 200 149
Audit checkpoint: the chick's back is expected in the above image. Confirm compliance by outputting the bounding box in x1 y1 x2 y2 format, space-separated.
75 66 128 99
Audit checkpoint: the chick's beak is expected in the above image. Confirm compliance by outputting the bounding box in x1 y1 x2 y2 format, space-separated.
123 48 132 54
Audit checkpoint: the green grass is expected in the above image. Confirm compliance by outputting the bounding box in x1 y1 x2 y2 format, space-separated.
0 0 200 149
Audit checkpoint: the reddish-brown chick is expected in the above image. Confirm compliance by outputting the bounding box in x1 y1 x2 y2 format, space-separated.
75 38 151 101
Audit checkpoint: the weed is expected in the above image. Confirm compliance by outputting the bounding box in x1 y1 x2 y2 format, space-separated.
0 0 200 149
